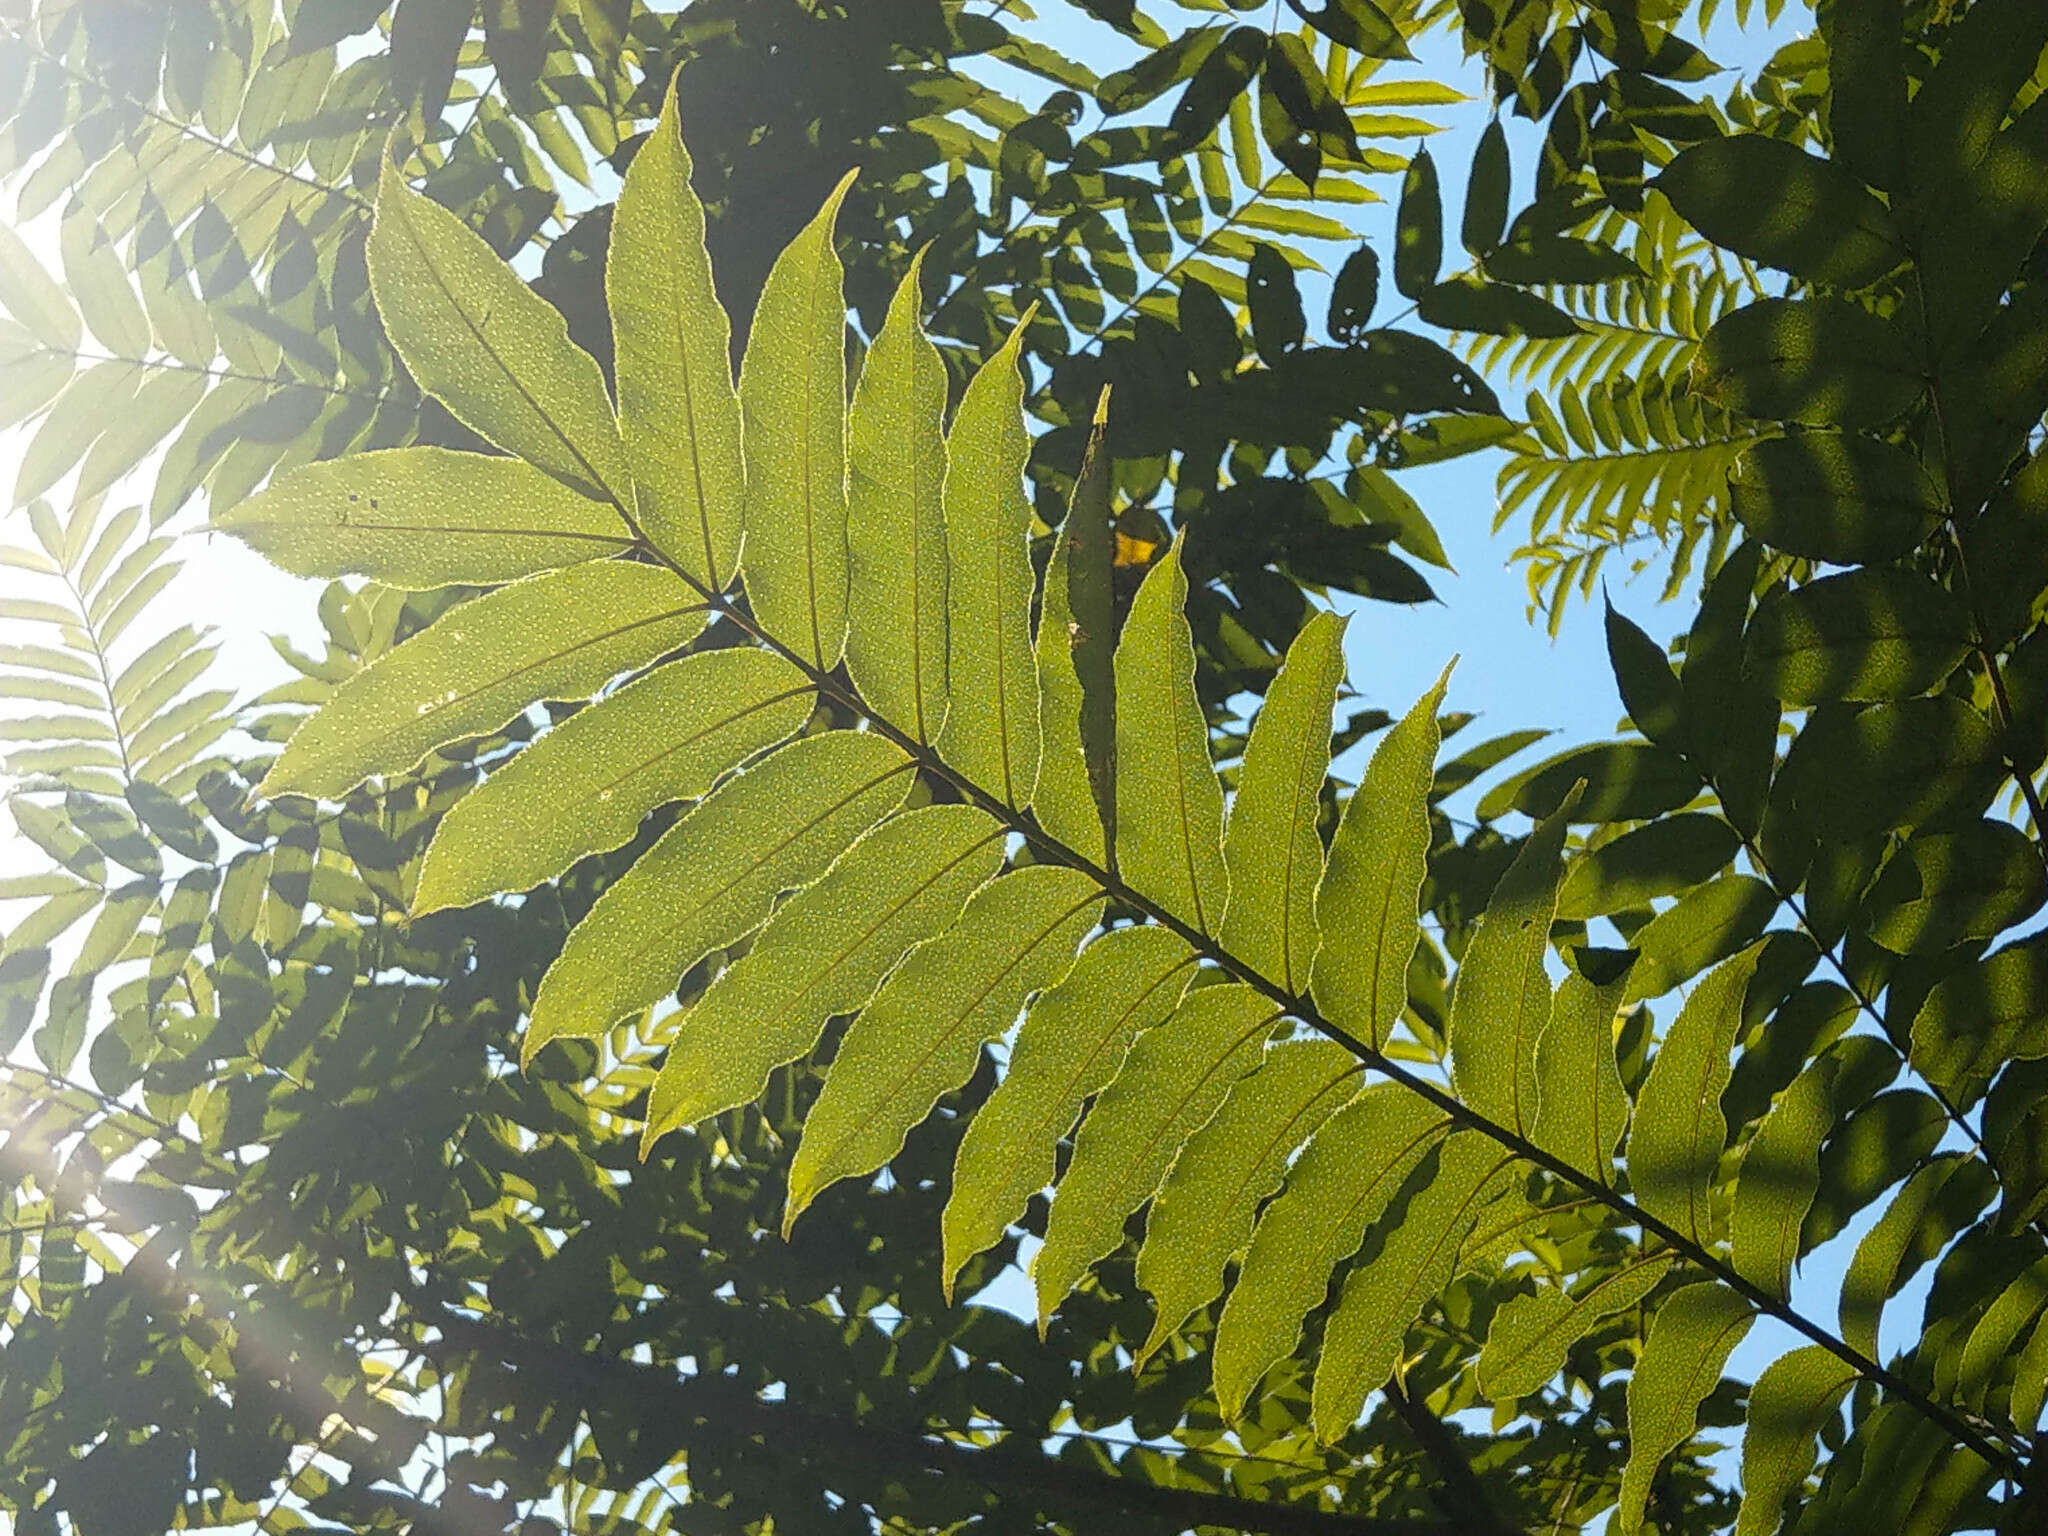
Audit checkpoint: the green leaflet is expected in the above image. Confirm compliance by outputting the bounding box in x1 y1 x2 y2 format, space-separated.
1624 873 1777 1003
1313 1132 1516 1441
1309 666 1448 1049
2010 1305 2048 1437
1910 933 2048 1106
1655 135 1902 288
1532 966 1631 1184
1746 570 1972 705
1615 1283 1754 1536
1731 1059 1836 1300
1392 145 1441 300
935 319 1041 807
218 449 639 588
1692 297 1921 430
1220 612 1346 993
942 924 1195 1293
1734 1346 1858 1536
737 170 855 669
415 649 816 913
846 251 949 743
608 73 745 590
1033 981 1281 1327
1630 945 1764 1246
1555 814 1741 922
148 867 217 1011
524 732 913 1066
263 563 706 802
1114 537 1227 931
1211 1086 1448 1419
1135 1040 1357 1363
1031 399 1110 864
0 220 81 353
367 156 628 504
1727 435 1942 567
645 804 1004 1147
1477 1256 1673 1403
787 865 1101 1227
1449 793 1575 1136
1954 1255 2048 1411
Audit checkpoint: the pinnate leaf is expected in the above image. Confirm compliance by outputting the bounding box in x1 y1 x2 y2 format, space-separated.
264 562 706 801
220 448 637 588
789 865 1102 1228
368 155 627 502
943 924 1195 1292
648 804 1004 1147
417 648 814 912
525 732 913 1065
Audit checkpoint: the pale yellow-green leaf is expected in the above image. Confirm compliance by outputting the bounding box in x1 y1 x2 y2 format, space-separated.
525 732 913 1065
1221 612 1346 993
1032 389 1114 865
737 170 855 668
1313 1132 1517 1440
1212 1085 1448 1419
1734 1346 1857 1536
1631 944 1765 1247
1731 1058 1835 1301
1476 1256 1672 1403
1532 966 1632 1184
1616 1283 1755 1536
1115 536 1226 931
1135 1040 1357 1362
936 318 1040 806
368 155 628 503
943 924 1195 1293
218 448 638 588
608 74 745 589
1310 665 1449 1049
1449 793 1576 1136
1954 1255 2048 1411
416 647 814 913
644 804 1004 1146
847 249 949 742
263 562 706 802
1034 981 1281 1327
787 864 1102 1228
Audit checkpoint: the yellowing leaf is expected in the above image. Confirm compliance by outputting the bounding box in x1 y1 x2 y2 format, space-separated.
737 170 855 668
1313 1132 1516 1440
1211 1085 1448 1418
525 732 913 1065
1477 1256 1673 1403
937 319 1041 807
1136 1039 1357 1362
608 74 745 589
416 648 814 912
368 155 628 503
788 864 1102 1228
219 448 638 588
1310 665 1448 1049
1616 1283 1754 1536
263 562 706 801
1630 944 1764 1247
1034 980 1281 1327
1449 793 1575 1136
1221 611 1346 993
1115 536 1226 931
943 924 1195 1293
847 251 949 742
645 804 1004 1146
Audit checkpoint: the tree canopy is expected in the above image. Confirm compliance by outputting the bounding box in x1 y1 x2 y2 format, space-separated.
7 3 2048 1536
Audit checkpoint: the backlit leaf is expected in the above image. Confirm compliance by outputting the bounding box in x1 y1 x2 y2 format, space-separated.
1615 1283 1755 1536
1477 1256 1673 1402
1533 964 1632 1184
1746 570 1971 705
1733 1346 1858 1536
1731 1059 1835 1300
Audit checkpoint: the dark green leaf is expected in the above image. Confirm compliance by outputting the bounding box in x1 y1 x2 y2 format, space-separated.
1605 601 1682 746
1417 278 1579 338
1247 244 1305 365
1801 1088 1948 1249
1728 434 1942 565
1657 136 1903 288
1866 820 2046 957
1693 298 1922 429
1493 742 1701 824
1393 147 1442 301
1462 120 1509 256
1785 696 2000 839
1556 814 1741 922
1327 244 1380 343
1167 27 1265 151
1746 570 1972 705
